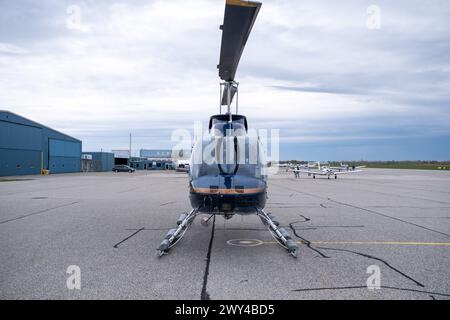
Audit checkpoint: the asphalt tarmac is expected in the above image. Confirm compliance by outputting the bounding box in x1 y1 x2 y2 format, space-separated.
0 169 449 299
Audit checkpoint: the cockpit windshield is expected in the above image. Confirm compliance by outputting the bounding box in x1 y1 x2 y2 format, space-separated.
209 114 247 136
190 133 267 181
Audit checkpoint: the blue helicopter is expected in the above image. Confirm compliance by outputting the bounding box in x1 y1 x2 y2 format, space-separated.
158 0 298 257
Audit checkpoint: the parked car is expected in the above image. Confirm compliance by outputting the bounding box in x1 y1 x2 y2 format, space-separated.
112 165 135 173
176 163 190 173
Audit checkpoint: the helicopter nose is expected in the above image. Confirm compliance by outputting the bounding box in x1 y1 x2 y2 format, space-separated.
191 175 266 195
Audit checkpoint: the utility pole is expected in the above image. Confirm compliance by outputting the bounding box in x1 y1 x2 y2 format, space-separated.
129 133 132 158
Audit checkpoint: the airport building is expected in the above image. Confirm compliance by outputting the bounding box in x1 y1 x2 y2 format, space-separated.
81 152 114 172
129 157 175 170
139 149 172 159
138 148 192 171
133 149 178 170
0 111 82 176
112 149 131 166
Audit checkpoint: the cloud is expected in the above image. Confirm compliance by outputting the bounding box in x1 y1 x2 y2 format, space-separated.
0 0 449 159
0 42 29 54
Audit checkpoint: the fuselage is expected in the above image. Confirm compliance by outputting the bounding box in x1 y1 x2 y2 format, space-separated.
188 114 267 214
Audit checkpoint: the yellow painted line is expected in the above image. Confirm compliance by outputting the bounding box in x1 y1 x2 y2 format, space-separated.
262 241 450 246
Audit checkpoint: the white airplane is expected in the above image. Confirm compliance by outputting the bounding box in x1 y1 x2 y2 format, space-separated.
278 162 308 172
329 162 366 172
293 161 364 179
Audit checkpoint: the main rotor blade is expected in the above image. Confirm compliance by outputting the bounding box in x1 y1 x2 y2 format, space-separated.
217 0 262 82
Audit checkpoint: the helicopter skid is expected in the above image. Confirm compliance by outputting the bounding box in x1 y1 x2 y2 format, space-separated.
157 208 199 257
256 209 298 258
157 207 298 258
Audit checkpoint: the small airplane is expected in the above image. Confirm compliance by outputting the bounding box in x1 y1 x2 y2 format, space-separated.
278 162 308 171
328 162 366 172
278 162 304 172
293 161 364 179
157 0 298 257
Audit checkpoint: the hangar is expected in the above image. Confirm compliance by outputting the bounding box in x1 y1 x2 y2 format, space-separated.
0 110 82 176
81 152 114 172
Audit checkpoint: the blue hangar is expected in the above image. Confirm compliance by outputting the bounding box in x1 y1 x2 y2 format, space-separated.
0 110 82 176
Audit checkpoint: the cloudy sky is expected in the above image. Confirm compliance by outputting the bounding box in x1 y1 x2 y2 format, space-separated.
1 0 449 160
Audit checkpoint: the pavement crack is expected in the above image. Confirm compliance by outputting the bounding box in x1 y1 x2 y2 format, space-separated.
336 180 450 202
292 285 450 297
289 221 329 258
297 214 310 222
318 247 425 287
113 228 145 248
216 227 269 231
272 182 450 238
201 215 216 300
0 201 79 225
125 227 170 231
267 205 304 209
328 199 450 238
159 201 176 207
293 225 364 230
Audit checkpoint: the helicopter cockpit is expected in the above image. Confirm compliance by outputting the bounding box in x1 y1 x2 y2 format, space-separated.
208 114 248 135
190 113 267 182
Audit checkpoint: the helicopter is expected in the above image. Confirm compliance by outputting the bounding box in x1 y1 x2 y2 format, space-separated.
157 0 298 257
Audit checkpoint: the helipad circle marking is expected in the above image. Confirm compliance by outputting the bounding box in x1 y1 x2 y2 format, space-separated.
226 239 263 247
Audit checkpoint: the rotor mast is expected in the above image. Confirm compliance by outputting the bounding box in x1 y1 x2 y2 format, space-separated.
220 81 239 121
